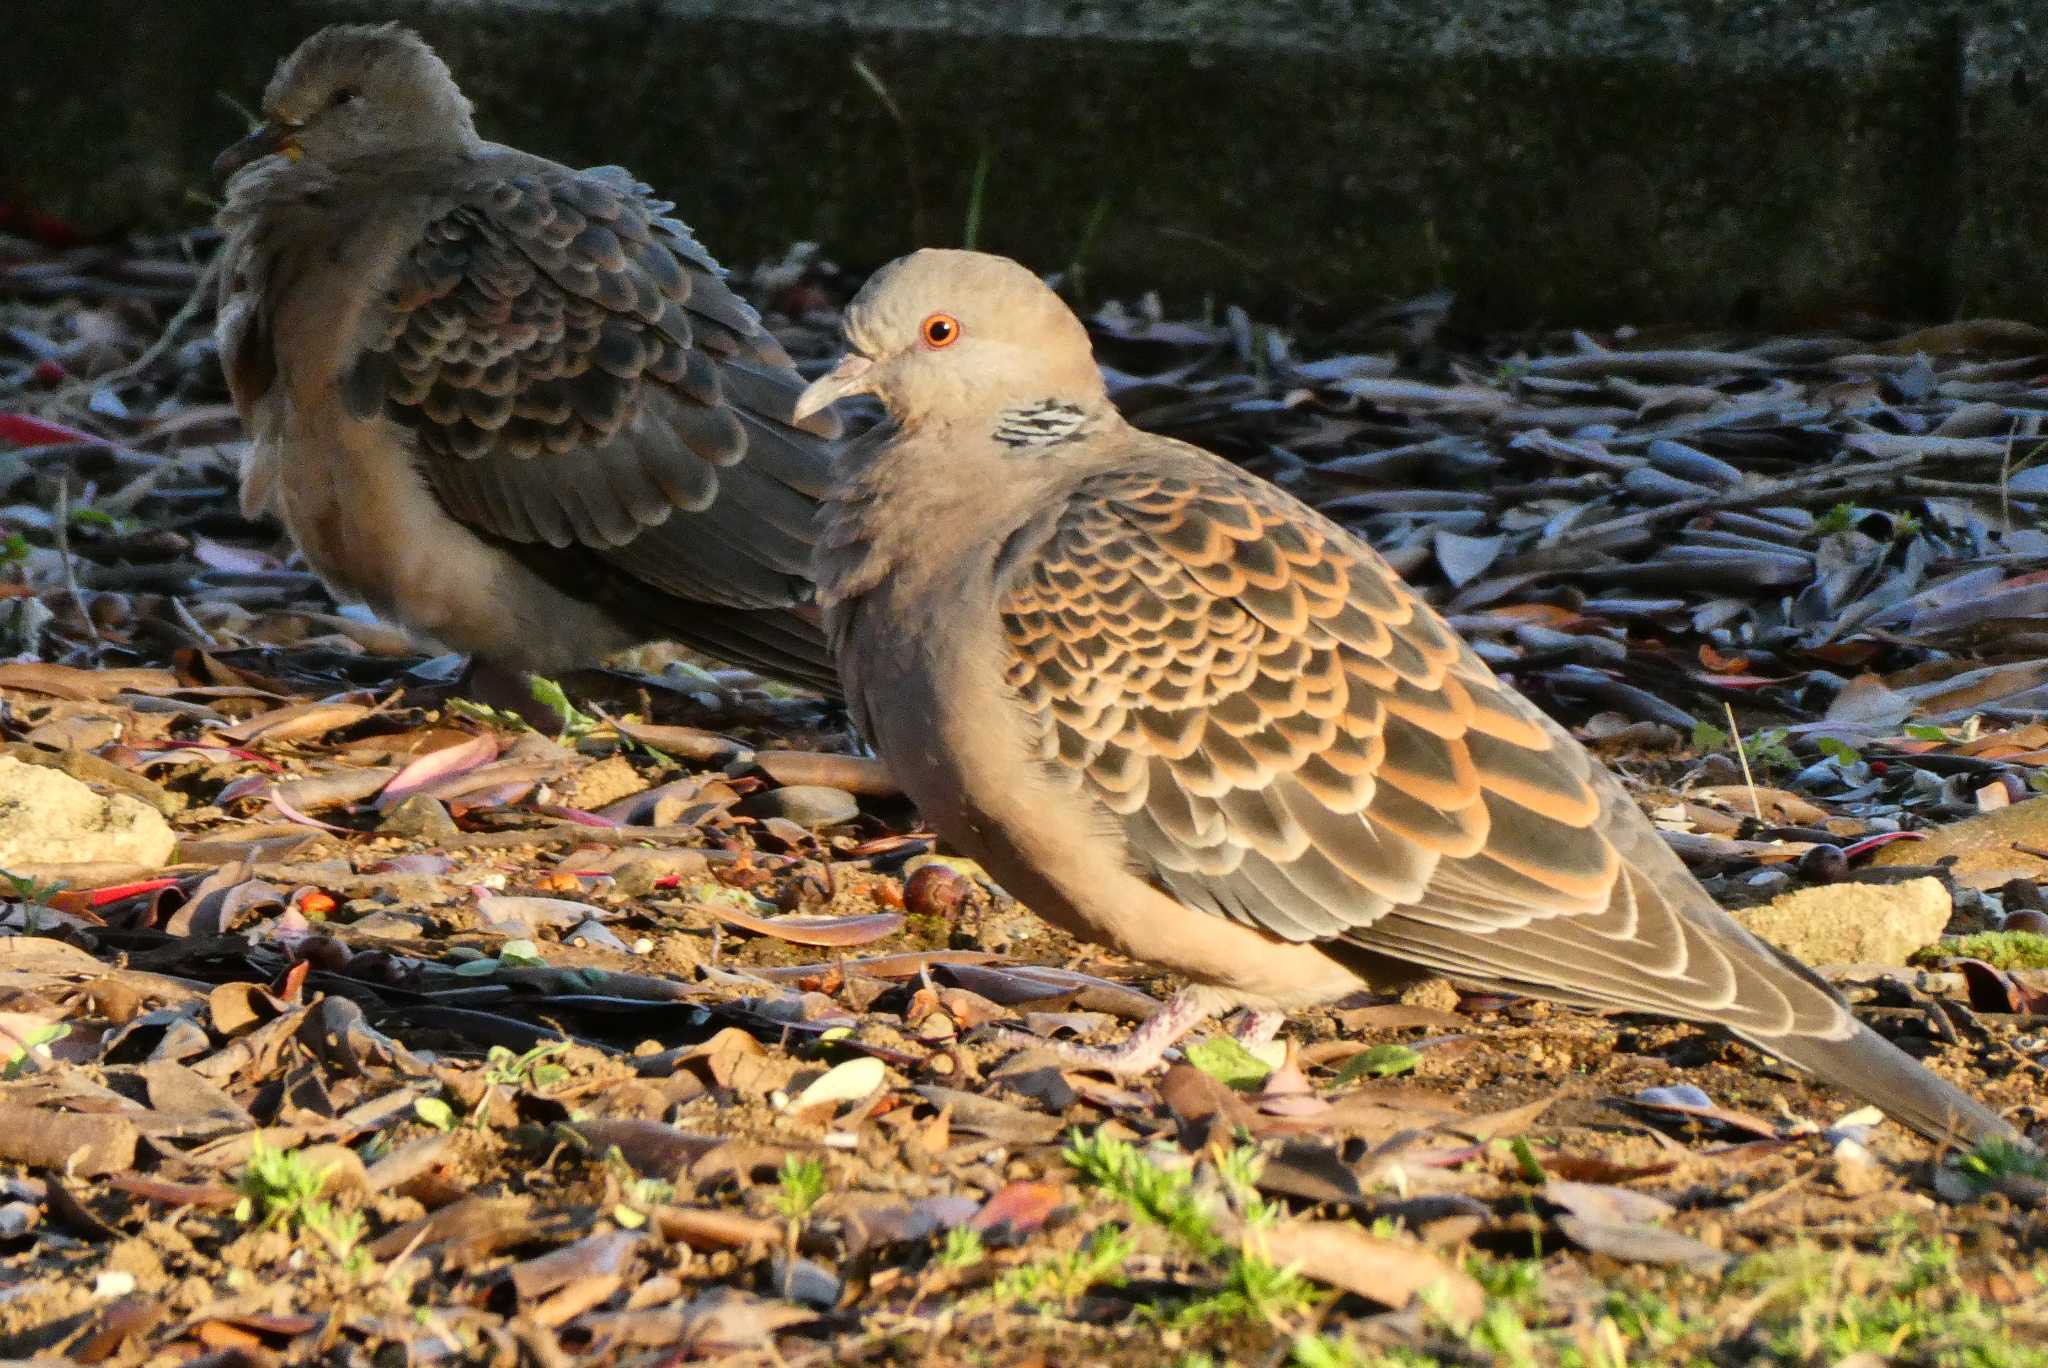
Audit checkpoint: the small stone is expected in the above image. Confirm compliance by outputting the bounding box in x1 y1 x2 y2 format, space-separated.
1999 878 2048 914
1692 753 1744 785
0 755 176 867
1398 977 1461 1013
771 1255 842 1309
1732 877 1952 966
557 754 646 812
606 850 711 896
1743 868 1792 896
0 1202 36 1239
2003 909 2048 935
1829 1139 1886 1197
744 785 859 828
376 795 461 844
92 1271 136 1299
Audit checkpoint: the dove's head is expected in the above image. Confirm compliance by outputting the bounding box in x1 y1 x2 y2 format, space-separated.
215 25 476 180
794 249 1109 431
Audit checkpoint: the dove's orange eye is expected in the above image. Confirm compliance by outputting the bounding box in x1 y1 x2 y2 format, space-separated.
920 313 961 349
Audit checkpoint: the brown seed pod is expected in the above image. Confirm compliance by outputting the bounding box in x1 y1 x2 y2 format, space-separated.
904 863 972 921
2001 908 2048 936
1797 842 1848 885
294 935 352 973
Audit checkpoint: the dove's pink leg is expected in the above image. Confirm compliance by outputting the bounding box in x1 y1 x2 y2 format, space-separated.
1231 1009 1286 1048
986 990 1220 1076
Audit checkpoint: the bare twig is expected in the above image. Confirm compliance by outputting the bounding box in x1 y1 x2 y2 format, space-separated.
849 55 927 249
1724 701 1764 824
52 478 102 656
53 253 221 407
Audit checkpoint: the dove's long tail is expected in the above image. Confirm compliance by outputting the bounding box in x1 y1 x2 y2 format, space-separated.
1735 1021 2019 1149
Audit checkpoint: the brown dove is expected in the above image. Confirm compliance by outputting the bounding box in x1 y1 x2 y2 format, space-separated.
796 248 2020 1148
213 25 841 691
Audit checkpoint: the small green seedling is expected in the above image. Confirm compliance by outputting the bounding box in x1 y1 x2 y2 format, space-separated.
935 1225 985 1270
1505 1136 1547 1184
992 1225 1133 1311
3 871 66 906
1691 720 1796 775
472 1041 573 1126
235 1138 366 1264
446 698 534 732
1904 715 1981 745
1063 1131 1316 1328
772 1155 828 1223
1816 502 1859 536
1958 1138 2048 1193
483 1040 571 1092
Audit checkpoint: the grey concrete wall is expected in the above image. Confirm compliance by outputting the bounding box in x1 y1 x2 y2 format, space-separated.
5 0 2044 328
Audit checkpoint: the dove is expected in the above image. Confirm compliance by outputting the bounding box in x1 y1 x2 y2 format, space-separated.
213 24 841 691
795 247 2021 1148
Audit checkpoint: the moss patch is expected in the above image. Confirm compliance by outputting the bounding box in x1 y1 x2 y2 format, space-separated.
1914 931 2048 970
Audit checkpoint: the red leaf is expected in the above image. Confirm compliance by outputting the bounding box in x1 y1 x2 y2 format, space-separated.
0 413 100 447
969 1180 1066 1236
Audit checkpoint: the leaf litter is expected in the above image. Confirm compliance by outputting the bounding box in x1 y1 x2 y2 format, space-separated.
0 228 2041 1365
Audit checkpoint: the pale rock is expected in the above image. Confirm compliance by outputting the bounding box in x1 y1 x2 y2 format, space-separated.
0 756 175 869
1732 877 1951 967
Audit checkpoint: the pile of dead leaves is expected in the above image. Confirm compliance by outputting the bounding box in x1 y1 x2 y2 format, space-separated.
0 225 2043 1365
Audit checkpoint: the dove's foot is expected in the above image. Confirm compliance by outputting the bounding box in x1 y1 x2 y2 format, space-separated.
982 994 1289 1077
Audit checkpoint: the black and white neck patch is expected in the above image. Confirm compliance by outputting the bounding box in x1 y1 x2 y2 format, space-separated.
991 399 1093 450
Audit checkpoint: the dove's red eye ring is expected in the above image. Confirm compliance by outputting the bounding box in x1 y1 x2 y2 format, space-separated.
920 313 961 349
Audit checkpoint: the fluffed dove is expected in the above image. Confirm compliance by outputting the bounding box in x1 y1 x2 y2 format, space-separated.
213 25 841 691
796 248 2020 1148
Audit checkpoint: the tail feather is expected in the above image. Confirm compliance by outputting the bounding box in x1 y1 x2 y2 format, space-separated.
1737 1021 2019 1149
654 600 840 696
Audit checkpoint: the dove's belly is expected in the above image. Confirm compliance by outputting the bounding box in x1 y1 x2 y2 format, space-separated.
269 408 636 671
840 577 1365 1009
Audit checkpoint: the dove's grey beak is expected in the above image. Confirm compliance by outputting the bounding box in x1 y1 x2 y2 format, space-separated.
793 352 875 423
213 121 301 180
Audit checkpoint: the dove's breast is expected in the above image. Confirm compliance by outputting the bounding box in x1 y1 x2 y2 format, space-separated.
275 407 639 669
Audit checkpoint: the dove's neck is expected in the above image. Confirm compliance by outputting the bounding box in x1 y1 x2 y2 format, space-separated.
990 399 1102 450
816 411 1122 617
